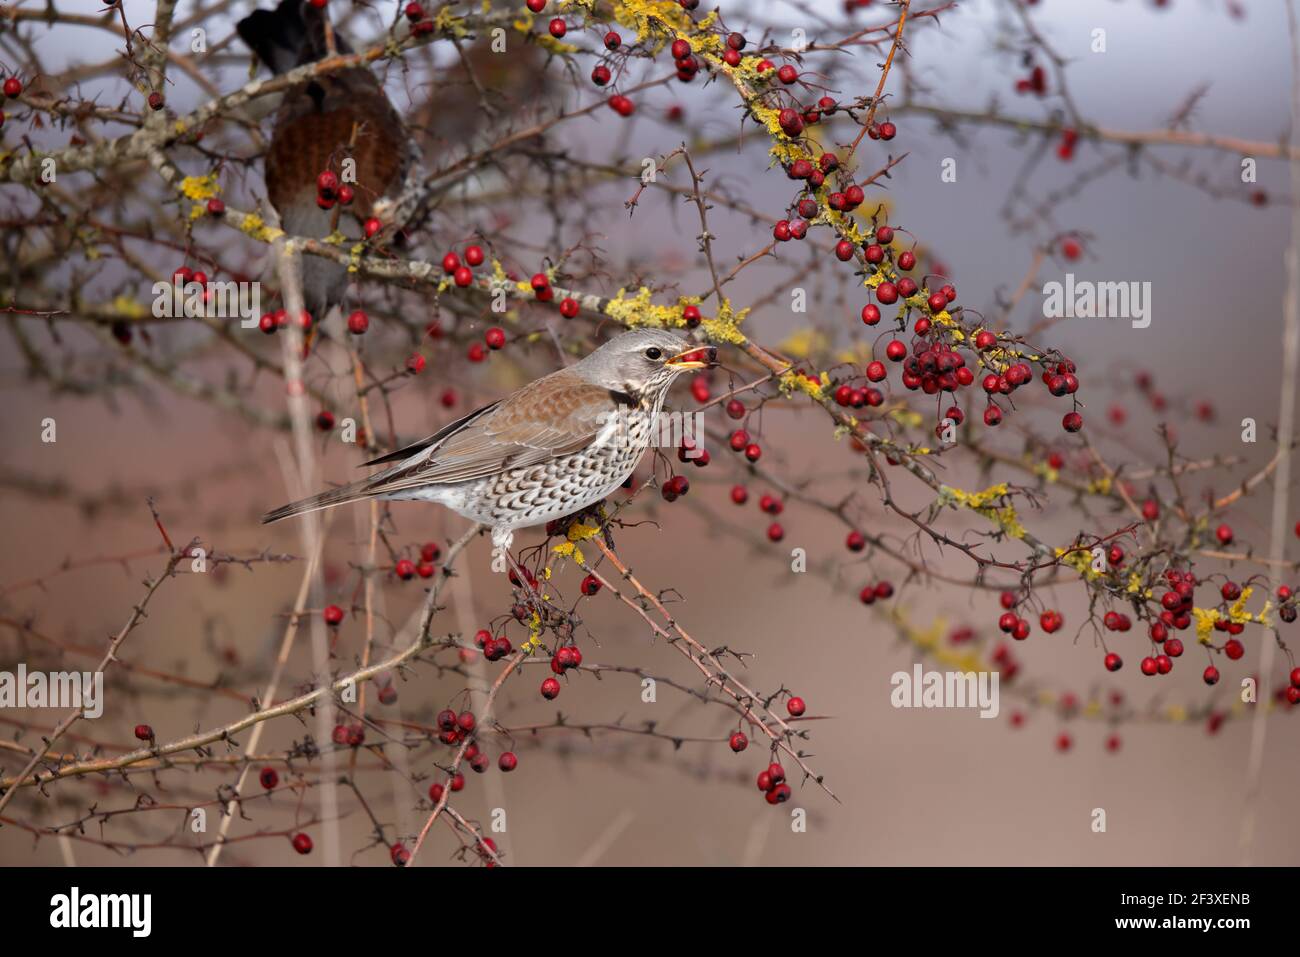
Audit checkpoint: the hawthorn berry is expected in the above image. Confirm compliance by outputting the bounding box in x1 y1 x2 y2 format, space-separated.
484 327 506 350
260 766 279 789
787 696 806 717
580 574 601 596
1104 652 1122 672
292 833 313 854
541 677 561 699
3 77 23 98
395 559 416 580
499 752 518 772
323 604 345 626
134 724 154 741
346 310 369 334
729 731 748 752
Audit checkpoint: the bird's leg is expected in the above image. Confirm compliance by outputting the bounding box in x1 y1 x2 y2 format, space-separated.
504 548 547 622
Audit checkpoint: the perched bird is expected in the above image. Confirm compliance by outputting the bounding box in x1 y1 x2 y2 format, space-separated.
236 0 411 318
262 330 717 550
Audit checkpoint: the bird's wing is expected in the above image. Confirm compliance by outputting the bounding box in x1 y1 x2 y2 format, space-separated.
363 371 632 494
360 401 501 467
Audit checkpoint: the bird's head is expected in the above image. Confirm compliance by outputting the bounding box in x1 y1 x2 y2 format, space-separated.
576 329 718 398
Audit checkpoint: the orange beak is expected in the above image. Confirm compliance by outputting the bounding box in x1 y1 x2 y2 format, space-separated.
666 346 718 370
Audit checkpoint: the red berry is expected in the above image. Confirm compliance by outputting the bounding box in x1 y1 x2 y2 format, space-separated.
364 218 382 239
1225 639 1245 660
1215 523 1234 546
498 752 518 772
484 327 506 350
729 731 748 752
541 677 561 699
787 696 806 717
323 604 345 626
259 766 279 789
395 559 416 580
1104 652 1122 672
346 310 369 334
134 724 154 741
766 783 792 804
292 833 313 854
548 18 566 37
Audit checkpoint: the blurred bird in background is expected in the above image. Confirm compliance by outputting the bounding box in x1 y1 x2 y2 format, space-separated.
236 0 412 319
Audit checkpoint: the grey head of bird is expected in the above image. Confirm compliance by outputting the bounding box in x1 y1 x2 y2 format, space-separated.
571 328 718 400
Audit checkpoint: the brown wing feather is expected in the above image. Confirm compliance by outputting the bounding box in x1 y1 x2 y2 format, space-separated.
364 371 620 495
266 72 406 219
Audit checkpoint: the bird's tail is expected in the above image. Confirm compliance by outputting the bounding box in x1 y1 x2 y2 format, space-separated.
261 477 376 525
236 0 342 75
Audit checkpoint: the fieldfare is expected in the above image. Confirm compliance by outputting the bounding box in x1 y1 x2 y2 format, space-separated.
237 0 411 318
263 330 717 550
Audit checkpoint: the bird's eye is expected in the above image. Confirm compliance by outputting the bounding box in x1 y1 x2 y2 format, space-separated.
645 347 663 360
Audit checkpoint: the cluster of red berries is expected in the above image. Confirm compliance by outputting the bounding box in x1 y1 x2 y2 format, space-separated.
857 581 895 605
441 243 485 289
538 644 583 699
755 762 792 805
428 772 465 804
474 628 513 662
314 170 354 211
332 722 366 747
1015 62 1047 96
